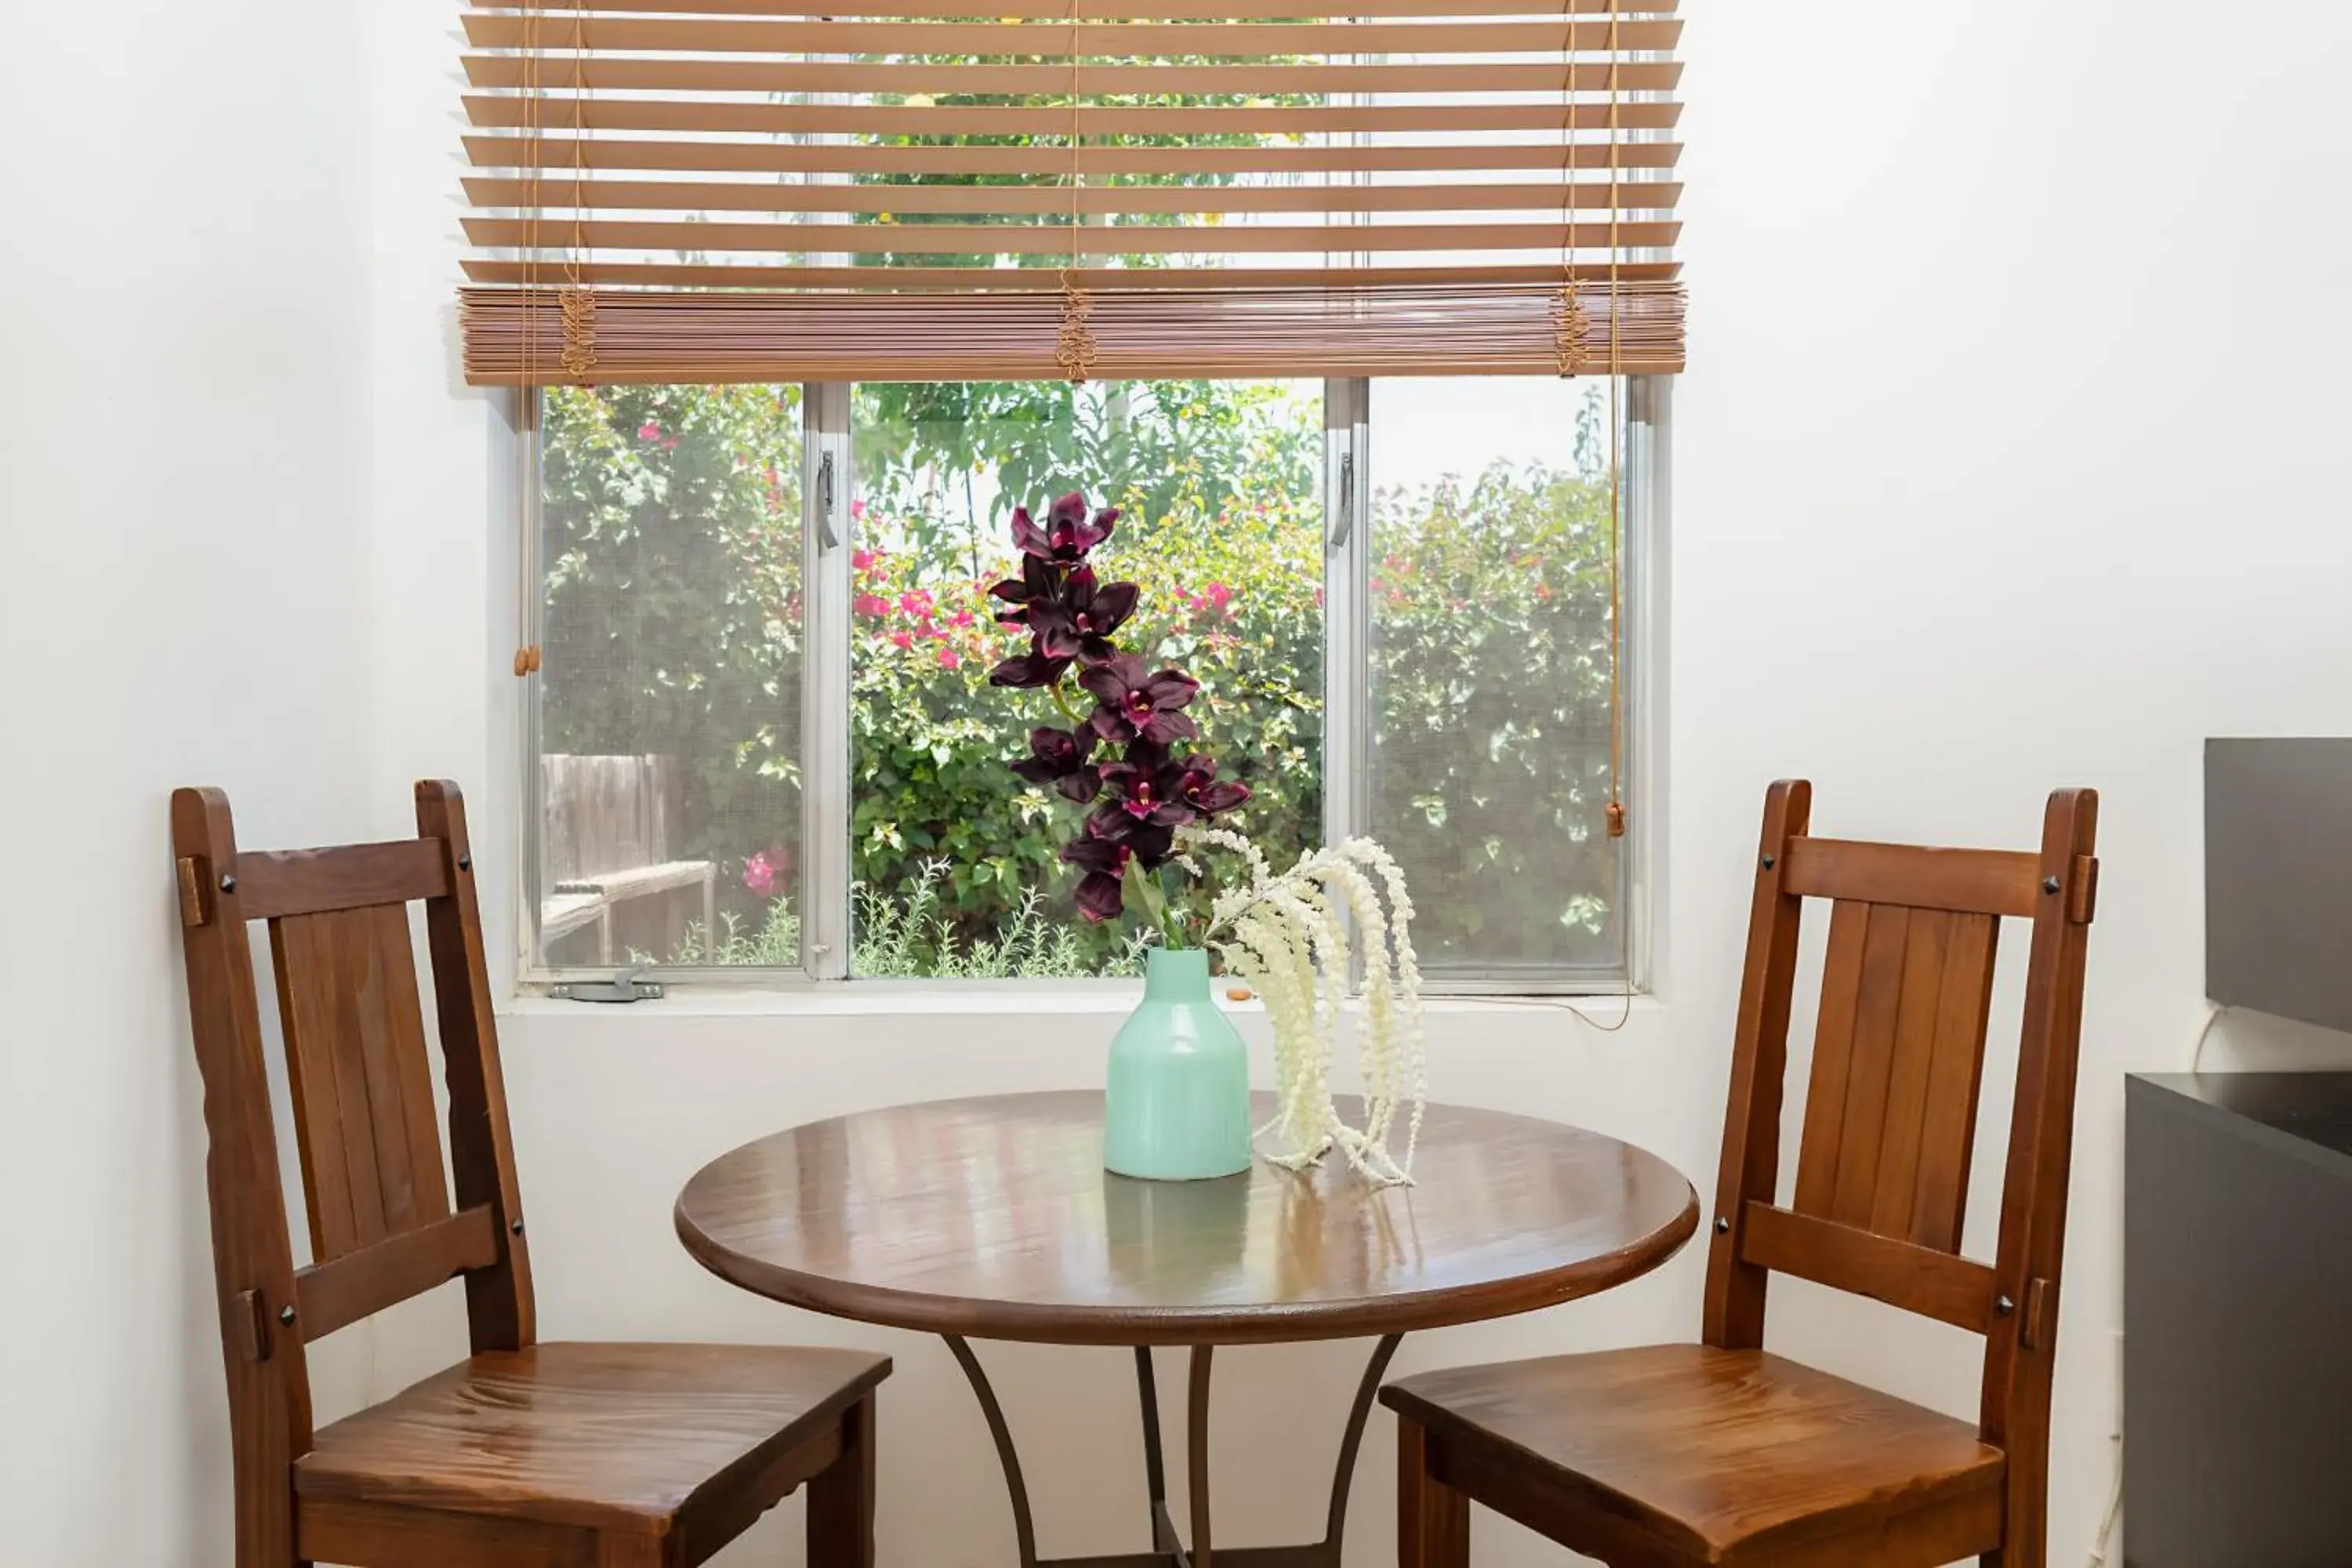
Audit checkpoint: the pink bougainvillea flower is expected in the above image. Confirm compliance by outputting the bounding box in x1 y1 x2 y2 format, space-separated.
948 609 976 630
899 589 935 619
850 499 866 520
662 436 681 451
851 549 877 572
1203 582 1233 614
854 593 891 618
889 630 914 650
937 646 961 670
741 851 779 897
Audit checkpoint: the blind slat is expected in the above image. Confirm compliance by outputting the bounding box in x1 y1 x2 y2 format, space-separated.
466 0 1675 16
464 56 1681 94
463 260 1683 289
463 96 1683 135
463 176 1682 217
460 282 1686 383
464 217 1682 255
461 13 1682 53
465 136 1685 176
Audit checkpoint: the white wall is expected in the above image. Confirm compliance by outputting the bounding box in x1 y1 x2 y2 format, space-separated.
0 2 387 1561
6 0 2351 1563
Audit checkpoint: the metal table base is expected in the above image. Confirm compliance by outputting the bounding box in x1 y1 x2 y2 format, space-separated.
944 1334 1404 1568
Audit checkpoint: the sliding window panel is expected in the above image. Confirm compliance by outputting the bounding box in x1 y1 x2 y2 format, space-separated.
848 379 1326 977
532 384 808 971
1364 376 1631 979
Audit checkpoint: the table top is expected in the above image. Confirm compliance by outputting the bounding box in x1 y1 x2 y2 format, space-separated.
674 1091 1699 1346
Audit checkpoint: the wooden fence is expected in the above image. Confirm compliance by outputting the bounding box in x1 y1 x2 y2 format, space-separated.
540 754 716 966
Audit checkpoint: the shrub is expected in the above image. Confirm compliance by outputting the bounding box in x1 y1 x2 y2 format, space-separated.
542 379 1618 975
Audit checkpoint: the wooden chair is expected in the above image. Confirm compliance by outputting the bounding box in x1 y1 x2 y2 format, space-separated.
1383 780 2100 1568
172 781 888 1568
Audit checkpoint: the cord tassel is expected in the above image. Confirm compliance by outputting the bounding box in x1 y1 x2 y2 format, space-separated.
1055 275 1098 385
557 285 597 383
1552 284 1592 379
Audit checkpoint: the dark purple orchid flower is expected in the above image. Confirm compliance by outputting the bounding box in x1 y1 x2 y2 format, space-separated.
1029 567 1140 664
1062 832 1133 923
989 482 1254 933
1011 491 1120 564
1089 750 1250 848
1171 753 1250 817
988 648 1074 689
985 554 1059 628
1009 725 1102 804
1080 654 1200 746
1094 755 1192 833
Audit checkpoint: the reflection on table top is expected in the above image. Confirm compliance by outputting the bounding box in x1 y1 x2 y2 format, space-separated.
675 1091 1699 1345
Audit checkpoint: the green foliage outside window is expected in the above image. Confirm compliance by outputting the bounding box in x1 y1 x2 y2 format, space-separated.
537 378 1621 976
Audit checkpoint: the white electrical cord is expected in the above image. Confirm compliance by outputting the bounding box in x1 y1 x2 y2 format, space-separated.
2086 1434 2124 1567
2186 1002 2227 1073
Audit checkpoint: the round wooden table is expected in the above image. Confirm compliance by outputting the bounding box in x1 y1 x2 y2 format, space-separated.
676 1091 1697 1568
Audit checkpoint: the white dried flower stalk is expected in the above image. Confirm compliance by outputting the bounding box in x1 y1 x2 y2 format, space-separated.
1181 829 1428 1186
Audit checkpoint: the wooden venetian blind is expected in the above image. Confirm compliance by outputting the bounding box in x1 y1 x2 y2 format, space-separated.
458 0 1686 384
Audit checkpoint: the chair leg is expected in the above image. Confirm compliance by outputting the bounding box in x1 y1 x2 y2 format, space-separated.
1397 1419 1470 1568
808 1395 879 1568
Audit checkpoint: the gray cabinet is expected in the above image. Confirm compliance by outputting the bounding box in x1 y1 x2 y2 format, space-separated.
2125 1073 2352 1566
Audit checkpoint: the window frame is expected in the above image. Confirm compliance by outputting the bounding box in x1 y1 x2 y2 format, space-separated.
514 375 1668 994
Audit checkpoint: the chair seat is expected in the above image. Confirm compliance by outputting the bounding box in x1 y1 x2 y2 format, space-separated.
296 1341 890 1536
1382 1345 2005 1567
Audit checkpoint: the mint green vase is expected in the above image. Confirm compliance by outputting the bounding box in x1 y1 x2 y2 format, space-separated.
1104 949 1252 1181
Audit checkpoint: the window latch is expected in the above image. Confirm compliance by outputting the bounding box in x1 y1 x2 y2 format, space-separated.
816 451 841 552
1330 451 1356 551
550 964 665 1004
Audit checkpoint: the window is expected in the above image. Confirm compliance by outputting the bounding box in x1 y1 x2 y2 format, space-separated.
848 381 1325 978
533 384 806 970
525 376 1657 989
1364 379 1635 979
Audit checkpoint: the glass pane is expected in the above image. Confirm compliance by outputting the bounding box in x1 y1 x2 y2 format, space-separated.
1367 377 1626 974
850 380 1325 977
535 385 804 968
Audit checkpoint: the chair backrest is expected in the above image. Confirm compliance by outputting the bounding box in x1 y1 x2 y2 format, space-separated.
1699 780 2097 1556
171 781 534 1567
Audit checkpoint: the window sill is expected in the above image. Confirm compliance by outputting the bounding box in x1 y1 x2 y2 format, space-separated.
501 982 1661 1024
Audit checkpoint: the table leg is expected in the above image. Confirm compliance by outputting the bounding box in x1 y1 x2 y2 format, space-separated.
945 1334 1404 1568
1322 1333 1403 1548
1136 1348 1178 1555
945 1334 1042 1568
1188 1348 1215 1568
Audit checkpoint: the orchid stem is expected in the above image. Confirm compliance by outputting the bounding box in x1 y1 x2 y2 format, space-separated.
1047 678 1083 725
1130 866 1183 949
